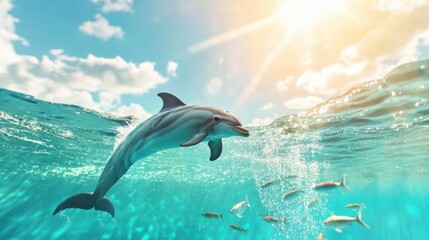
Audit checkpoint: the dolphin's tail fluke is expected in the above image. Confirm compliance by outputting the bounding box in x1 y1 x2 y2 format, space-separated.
95 197 115 216
53 192 115 217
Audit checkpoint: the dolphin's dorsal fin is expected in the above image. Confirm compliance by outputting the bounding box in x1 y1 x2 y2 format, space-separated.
157 92 186 112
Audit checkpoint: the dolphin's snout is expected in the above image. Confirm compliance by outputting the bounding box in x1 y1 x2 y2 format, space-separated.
232 125 250 137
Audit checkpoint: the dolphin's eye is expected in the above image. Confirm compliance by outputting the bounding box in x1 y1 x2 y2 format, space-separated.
213 116 220 121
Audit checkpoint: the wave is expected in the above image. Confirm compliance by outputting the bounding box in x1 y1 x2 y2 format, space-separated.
269 60 429 133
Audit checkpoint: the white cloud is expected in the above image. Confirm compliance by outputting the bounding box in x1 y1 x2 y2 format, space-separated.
296 70 329 95
260 102 273 111
284 96 324 110
167 61 178 77
91 0 133 13
99 91 120 109
116 103 151 119
49 48 77 61
1 51 167 111
0 1 27 73
374 0 426 13
204 78 223 97
79 14 124 40
44 89 97 109
295 61 390 97
295 64 356 97
0 1 170 114
276 76 293 91
248 117 273 127
49 49 64 56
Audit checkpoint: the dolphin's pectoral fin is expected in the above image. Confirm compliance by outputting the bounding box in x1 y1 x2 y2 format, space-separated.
180 132 208 147
208 139 222 161
157 92 186 112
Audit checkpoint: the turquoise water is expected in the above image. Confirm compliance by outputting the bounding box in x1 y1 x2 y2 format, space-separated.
1 60 429 239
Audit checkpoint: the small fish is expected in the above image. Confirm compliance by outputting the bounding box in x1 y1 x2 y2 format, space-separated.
323 210 370 233
346 203 366 210
263 216 284 223
283 174 298 178
282 189 301 199
313 176 350 191
201 212 223 220
316 232 326 240
229 224 247 233
230 195 251 218
261 178 281 188
307 198 319 207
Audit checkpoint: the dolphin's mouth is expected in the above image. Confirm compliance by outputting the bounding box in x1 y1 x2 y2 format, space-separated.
231 125 250 137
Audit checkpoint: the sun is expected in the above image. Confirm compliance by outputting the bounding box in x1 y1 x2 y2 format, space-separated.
277 0 319 29
275 0 342 35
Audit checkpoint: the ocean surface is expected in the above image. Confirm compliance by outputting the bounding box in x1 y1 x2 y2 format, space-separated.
1 60 428 240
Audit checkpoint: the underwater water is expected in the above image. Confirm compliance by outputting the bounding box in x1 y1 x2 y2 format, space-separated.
1 60 429 240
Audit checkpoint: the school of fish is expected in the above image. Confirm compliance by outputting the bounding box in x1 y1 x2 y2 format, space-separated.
200 175 370 238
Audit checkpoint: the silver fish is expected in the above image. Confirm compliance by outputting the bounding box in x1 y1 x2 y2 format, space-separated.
313 176 350 191
201 212 223 220
307 198 319 207
283 174 298 178
282 189 301 199
323 210 370 233
346 203 366 210
261 178 281 188
230 195 251 218
263 216 284 223
229 224 247 233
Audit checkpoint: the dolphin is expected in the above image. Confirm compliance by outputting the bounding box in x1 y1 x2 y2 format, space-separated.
53 93 250 217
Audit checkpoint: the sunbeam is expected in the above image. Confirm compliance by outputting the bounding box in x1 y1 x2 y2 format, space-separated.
188 14 280 53
237 33 294 106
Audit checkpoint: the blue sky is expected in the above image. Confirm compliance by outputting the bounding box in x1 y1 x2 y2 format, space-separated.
1 0 429 125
